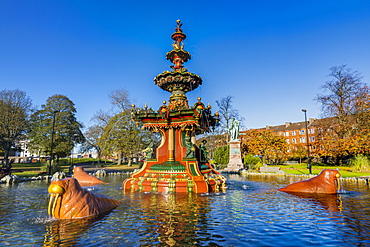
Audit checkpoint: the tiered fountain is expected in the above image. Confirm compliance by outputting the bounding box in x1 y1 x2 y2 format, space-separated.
123 20 226 193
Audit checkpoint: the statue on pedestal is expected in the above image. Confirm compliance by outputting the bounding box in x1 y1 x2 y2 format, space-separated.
229 117 240 142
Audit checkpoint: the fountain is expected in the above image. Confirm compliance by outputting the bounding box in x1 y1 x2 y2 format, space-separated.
47 177 120 219
278 169 341 193
123 20 226 193
72 166 104 186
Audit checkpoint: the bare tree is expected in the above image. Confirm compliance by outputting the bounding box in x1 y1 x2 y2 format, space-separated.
215 95 244 139
81 125 105 163
315 65 370 164
316 65 369 134
108 88 133 112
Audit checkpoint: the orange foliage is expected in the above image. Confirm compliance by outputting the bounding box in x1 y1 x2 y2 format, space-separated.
241 129 288 164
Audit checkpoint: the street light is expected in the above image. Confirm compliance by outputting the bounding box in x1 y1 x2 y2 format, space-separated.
70 134 78 167
302 109 312 175
48 110 58 175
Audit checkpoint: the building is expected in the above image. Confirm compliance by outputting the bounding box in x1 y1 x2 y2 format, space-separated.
241 118 321 158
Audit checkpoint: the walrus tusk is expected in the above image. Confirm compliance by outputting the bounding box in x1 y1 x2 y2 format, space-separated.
47 195 53 216
335 173 341 191
48 194 60 216
48 184 65 217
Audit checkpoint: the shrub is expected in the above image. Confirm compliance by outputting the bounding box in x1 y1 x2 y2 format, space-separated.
40 162 62 174
213 145 229 165
244 154 262 170
350 155 370 172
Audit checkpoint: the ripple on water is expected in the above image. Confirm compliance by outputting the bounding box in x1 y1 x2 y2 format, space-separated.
1 174 370 246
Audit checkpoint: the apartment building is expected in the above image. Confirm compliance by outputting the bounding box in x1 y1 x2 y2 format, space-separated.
241 118 320 155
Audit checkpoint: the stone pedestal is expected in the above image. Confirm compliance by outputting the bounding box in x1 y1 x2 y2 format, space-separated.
224 141 244 172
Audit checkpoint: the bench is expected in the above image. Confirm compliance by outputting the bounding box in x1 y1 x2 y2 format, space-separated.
259 166 281 173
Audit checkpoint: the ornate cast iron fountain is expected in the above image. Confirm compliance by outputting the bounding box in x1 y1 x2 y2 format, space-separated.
123 20 226 193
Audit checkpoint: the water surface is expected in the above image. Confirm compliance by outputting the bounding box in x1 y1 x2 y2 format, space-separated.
1 174 369 246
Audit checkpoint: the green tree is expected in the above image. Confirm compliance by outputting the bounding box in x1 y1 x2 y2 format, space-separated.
28 95 84 170
243 154 262 170
100 109 152 166
0 89 32 168
213 145 229 165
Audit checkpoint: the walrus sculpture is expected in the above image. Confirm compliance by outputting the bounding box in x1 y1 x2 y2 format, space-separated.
73 166 104 185
278 169 341 194
47 178 121 219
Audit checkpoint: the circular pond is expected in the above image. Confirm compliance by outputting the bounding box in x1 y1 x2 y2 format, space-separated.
1 173 369 246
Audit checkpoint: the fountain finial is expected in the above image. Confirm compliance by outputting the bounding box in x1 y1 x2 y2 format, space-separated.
154 21 202 96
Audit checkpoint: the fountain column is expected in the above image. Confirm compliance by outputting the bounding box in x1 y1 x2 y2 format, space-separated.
122 20 226 193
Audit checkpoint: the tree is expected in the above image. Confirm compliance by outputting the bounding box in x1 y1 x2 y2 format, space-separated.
243 154 262 170
213 145 229 165
100 109 153 166
108 88 132 112
215 95 244 140
0 89 32 168
81 125 105 163
241 129 288 164
89 88 135 164
315 65 370 164
28 95 84 168
195 134 227 159
290 145 307 164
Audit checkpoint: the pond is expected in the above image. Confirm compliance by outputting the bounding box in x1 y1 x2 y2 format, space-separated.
1 173 370 246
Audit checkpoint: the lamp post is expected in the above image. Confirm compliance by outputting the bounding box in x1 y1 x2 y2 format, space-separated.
70 134 78 167
302 109 312 175
48 110 58 176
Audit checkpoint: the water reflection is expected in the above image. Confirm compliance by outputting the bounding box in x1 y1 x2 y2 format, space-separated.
123 192 215 246
280 192 342 212
43 213 110 246
1 174 370 246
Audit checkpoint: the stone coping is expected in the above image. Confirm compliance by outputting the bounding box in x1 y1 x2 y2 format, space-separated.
240 171 370 186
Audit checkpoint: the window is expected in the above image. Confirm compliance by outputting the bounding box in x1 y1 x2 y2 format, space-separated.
286 139 290 144
284 132 289 137
309 128 315 134
292 131 296 136
292 138 296 144
300 137 306 143
300 130 305 135
310 136 315 142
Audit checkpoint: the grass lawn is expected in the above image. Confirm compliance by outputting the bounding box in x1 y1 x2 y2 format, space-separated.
9 159 141 178
8 160 370 178
217 163 370 178
279 163 370 177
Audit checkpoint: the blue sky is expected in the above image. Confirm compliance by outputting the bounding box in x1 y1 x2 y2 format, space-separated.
1 1 370 130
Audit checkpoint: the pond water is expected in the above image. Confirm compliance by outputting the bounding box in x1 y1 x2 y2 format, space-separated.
1 173 370 246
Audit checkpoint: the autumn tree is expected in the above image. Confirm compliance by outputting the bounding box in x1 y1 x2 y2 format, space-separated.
315 65 370 164
241 129 288 164
290 145 307 164
28 95 84 170
0 89 32 168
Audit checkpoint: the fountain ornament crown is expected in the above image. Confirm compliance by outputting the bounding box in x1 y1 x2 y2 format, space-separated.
154 20 202 94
